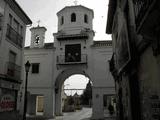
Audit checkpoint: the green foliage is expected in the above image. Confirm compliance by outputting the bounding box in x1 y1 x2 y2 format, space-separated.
80 81 92 105
68 96 74 105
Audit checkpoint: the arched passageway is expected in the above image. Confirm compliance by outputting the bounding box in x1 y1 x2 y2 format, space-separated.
54 68 93 116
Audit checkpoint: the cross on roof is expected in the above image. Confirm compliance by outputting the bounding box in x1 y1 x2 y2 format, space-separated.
73 0 78 5
37 20 41 27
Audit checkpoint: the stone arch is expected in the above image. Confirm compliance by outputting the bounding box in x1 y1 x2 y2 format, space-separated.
54 68 92 115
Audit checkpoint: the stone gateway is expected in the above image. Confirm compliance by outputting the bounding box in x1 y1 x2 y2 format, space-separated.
24 5 115 119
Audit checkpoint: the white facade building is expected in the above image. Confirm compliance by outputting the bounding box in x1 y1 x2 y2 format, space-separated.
24 5 115 119
0 0 32 119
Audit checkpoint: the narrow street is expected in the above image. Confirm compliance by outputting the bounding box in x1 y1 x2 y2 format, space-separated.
50 107 92 120
26 107 116 120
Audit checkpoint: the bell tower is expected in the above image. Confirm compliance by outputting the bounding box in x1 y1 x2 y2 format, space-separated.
30 26 47 48
56 5 94 34
53 5 95 65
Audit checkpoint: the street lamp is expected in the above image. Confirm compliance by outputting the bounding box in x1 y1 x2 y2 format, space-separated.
23 61 31 120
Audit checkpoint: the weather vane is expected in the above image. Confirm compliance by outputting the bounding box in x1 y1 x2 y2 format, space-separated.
37 20 41 27
73 0 78 5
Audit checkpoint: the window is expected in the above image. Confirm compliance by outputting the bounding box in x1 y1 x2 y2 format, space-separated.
20 26 23 35
8 14 12 25
61 16 64 25
103 95 108 107
65 44 81 62
8 51 16 76
13 19 19 32
71 13 76 22
9 51 16 63
84 14 88 23
32 63 39 73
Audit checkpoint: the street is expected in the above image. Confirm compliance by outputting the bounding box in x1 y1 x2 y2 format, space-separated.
50 107 92 120
26 107 116 120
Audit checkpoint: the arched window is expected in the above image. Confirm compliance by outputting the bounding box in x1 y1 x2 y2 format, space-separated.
71 13 76 22
84 14 88 23
61 16 64 25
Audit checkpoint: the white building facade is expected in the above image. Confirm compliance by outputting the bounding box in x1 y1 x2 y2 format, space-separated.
24 5 114 119
0 0 32 119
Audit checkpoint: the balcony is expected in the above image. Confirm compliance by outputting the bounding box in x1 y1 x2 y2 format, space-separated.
5 62 21 81
133 0 156 29
57 54 87 65
6 24 23 48
56 33 88 41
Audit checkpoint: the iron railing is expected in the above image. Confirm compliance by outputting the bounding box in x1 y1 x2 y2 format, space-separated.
6 24 23 48
57 54 87 65
6 62 21 80
133 0 155 28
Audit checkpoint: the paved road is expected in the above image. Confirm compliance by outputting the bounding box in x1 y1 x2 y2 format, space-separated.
50 107 92 120
26 107 115 120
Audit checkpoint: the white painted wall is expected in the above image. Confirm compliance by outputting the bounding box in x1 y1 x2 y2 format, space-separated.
57 5 93 33
91 46 114 86
24 5 115 119
24 48 55 117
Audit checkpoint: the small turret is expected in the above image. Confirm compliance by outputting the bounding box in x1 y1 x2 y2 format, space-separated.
30 26 47 48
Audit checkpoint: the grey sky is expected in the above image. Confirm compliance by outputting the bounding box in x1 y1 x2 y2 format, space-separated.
16 0 111 46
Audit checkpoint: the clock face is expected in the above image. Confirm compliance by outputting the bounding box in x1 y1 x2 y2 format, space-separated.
34 35 40 45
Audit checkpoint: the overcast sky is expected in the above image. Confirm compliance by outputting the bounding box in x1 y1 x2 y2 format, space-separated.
64 74 90 95
16 0 111 46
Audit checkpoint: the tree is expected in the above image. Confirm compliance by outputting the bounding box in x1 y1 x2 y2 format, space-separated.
81 81 92 105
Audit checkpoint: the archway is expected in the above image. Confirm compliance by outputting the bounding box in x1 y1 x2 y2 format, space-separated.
54 68 93 116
